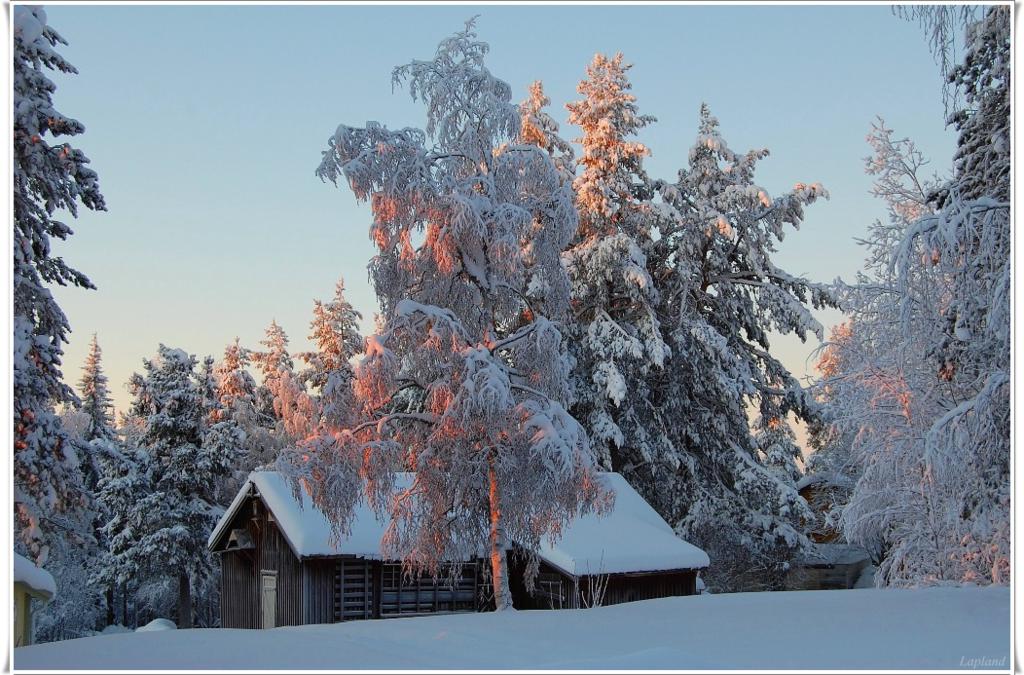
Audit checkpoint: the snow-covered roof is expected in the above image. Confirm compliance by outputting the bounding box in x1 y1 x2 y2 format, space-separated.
208 471 386 559
538 473 709 574
795 543 871 568
14 553 56 599
796 471 855 492
209 471 709 574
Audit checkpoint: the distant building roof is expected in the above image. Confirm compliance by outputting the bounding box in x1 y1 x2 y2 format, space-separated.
795 543 871 568
14 553 56 600
209 471 709 575
796 471 855 492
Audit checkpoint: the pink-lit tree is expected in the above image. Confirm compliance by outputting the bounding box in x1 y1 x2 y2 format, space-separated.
814 6 1010 587
297 277 364 428
301 19 608 610
252 321 316 443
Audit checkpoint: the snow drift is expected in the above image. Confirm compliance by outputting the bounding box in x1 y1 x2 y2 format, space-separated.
14 586 1008 670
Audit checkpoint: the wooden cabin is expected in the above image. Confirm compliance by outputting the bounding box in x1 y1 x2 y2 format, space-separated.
13 553 55 647
796 471 854 544
208 472 709 628
785 472 871 591
784 543 871 591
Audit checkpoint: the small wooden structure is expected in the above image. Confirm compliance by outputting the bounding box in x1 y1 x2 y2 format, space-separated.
796 472 854 544
784 543 871 591
209 472 708 628
14 553 56 647
786 472 871 591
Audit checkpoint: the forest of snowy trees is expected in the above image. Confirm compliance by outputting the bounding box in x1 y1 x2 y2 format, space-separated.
12 4 1010 640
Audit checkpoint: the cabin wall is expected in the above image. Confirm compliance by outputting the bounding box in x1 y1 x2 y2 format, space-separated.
509 557 699 609
220 550 257 628
302 559 337 625
785 560 869 591
600 570 697 606
257 512 303 626
216 496 259 629
379 562 480 617
215 495 303 628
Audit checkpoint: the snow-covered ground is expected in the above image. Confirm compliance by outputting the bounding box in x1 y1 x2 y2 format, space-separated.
15 586 1008 670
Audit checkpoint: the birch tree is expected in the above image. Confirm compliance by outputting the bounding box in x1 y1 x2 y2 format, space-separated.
819 7 1010 586
300 19 608 610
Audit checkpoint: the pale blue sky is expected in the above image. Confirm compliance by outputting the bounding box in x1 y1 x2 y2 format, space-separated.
43 4 957 415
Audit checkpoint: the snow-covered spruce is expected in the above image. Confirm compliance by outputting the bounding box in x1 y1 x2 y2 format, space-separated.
97 346 240 628
297 277 364 429
252 321 316 443
302 19 609 611
558 54 674 494
33 334 131 640
13 4 106 563
651 105 833 591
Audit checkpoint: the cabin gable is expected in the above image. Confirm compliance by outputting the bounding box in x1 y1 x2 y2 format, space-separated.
214 491 304 628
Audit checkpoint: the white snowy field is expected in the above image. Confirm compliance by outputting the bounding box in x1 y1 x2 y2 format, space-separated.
15 586 1009 671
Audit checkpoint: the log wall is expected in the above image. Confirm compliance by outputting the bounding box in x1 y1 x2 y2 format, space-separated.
215 494 303 628
509 557 699 610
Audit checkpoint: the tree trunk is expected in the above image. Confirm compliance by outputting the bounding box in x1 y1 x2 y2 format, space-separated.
488 455 513 611
105 586 114 627
177 572 193 629
121 583 128 627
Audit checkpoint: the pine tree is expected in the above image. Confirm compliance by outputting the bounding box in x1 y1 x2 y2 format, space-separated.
515 81 575 324
560 53 673 499
77 335 115 442
13 5 106 562
652 105 833 591
69 334 127 628
213 338 280 493
298 277 364 427
253 321 315 441
99 346 238 628
303 19 608 610
519 80 575 183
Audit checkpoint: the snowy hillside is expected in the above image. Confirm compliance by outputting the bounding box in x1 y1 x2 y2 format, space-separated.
15 587 1008 670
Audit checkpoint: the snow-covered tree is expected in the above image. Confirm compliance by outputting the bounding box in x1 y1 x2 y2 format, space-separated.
13 4 106 562
212 338 280 497
32 507 107 642
298 277 364 427
753 415 803 485
253 321 316 442
304 19 609 610
99 346 238 628
93 435 151 627
652 105 832 590
65 334 131 628
76 334 115 443
559 53 673 499
519 80 575 183
73 334 123 514
515 81 575 324
820 7 1010 587
808 119 942 570
215 338 258 417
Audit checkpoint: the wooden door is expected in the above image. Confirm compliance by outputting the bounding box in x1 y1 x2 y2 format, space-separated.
261 572 277 629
